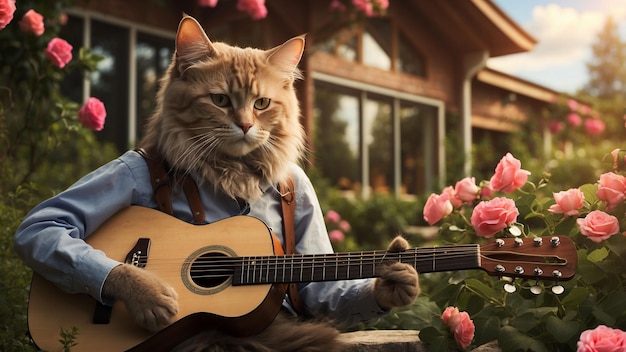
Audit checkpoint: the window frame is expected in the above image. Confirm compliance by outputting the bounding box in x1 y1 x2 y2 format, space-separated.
312 71 445 197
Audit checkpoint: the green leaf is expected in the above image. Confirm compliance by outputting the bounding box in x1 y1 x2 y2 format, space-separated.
464 278 496 303
545 315 580 343
579 183 599 205
498 326 550 352
561 287 591 309
510 313 539 333
418 327 448 352
587 247 609 263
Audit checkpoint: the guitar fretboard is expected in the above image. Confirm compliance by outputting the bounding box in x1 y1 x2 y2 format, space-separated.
190 245 481 285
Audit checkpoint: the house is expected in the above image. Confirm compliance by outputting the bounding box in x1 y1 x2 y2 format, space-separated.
62 0 563 198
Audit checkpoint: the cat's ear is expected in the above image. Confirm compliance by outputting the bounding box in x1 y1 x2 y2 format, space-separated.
175 15 216 74
267 34 305 76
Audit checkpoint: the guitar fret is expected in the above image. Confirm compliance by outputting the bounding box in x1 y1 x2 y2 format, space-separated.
299 256 304 282
359 251 363 278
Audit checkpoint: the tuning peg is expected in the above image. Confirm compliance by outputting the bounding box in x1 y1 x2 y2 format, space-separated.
551 285 565 295
530 281 543 295
551 270 564 294
501 277 517 293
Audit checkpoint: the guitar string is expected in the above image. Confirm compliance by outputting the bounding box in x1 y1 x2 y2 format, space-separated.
136 248 484 280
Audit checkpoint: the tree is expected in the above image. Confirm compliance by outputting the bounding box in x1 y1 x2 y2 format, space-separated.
581 16 626 141
584 16 626 100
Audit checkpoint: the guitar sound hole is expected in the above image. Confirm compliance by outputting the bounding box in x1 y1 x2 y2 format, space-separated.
189 252 233 288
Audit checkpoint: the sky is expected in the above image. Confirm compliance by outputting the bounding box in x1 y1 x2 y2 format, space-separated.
489 0 626 94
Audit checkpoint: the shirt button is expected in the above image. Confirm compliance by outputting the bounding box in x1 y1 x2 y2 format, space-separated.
84 286 90 293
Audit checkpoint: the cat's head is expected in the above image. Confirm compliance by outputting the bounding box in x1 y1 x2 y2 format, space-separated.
143 15 306 200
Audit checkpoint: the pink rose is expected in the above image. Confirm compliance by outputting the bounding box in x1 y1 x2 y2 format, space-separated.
328 229 345 243
198 0 218 7
611 148 620 169
480 185 493 199
442 186 463 208
339 220 351 232
567 98 579 111
353 0 374 16
19 9 44 36
470 197 519 238
423 192 453 225
584 118 605 136
236 0 267 20
45 37 73 68
596 172 626 209
549 120 564 134
78 97 107 131
576 210 620 243
567 113 582 127
577 325 626 352
0 0 16 30
329 0 347 11
441 307 475 349
548 188 584 217
325 210 341 223
489 153 530 193
579 104 590 115
455 177 479 203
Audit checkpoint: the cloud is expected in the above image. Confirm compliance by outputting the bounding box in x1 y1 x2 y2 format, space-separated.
489 4 609 73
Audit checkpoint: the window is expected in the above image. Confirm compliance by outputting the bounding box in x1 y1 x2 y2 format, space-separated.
61 14 174 152
135 33 174 141
319 18 425 77
90 20 130 150
313 77 442 196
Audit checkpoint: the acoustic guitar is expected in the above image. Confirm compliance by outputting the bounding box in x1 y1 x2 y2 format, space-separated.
27 206 577 351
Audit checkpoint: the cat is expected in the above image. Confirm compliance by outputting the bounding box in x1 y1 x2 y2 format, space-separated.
141 15 306 201
102 15 419 352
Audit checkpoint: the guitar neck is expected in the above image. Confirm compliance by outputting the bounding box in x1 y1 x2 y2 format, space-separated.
228 245 480 285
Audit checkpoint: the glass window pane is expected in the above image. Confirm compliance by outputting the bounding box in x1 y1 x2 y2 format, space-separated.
313 84 360 191
337 35 358 62
90 20 129 152
362 31 391 70
60 15 84 103
397 32 425 77
364 98 392 193
135 33 174 142
400 102 437 195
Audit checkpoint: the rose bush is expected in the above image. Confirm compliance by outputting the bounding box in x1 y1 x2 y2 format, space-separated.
406 151 626 351
0 2 116 348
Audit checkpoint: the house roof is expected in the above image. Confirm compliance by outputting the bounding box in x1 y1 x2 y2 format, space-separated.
477 67 559 103
402 0 537 57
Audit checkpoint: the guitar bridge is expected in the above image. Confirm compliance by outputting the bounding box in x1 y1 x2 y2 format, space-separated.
125 238 151 268
93 238 151 324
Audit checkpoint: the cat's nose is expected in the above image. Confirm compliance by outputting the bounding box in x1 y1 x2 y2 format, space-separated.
238 123 253 134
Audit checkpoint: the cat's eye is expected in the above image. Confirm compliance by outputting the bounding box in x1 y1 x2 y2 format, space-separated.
211 94 231 107
253 98 271 110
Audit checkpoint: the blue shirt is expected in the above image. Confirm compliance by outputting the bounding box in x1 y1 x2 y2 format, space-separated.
14 150 387 328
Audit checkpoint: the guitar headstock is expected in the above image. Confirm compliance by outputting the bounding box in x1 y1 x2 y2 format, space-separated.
480 235 577 285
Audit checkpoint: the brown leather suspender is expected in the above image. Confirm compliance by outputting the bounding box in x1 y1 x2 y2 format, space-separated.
135 148 205 223
278 178 306 315
136 148 305 315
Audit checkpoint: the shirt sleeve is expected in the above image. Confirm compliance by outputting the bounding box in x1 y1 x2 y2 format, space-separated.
289 165 389 329
13 151 154 303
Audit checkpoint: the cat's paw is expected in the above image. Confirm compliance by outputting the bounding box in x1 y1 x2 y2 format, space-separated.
372 236 420 308
103 264 179 332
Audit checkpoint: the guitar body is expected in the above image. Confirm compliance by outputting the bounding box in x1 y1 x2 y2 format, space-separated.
28 206 287 352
